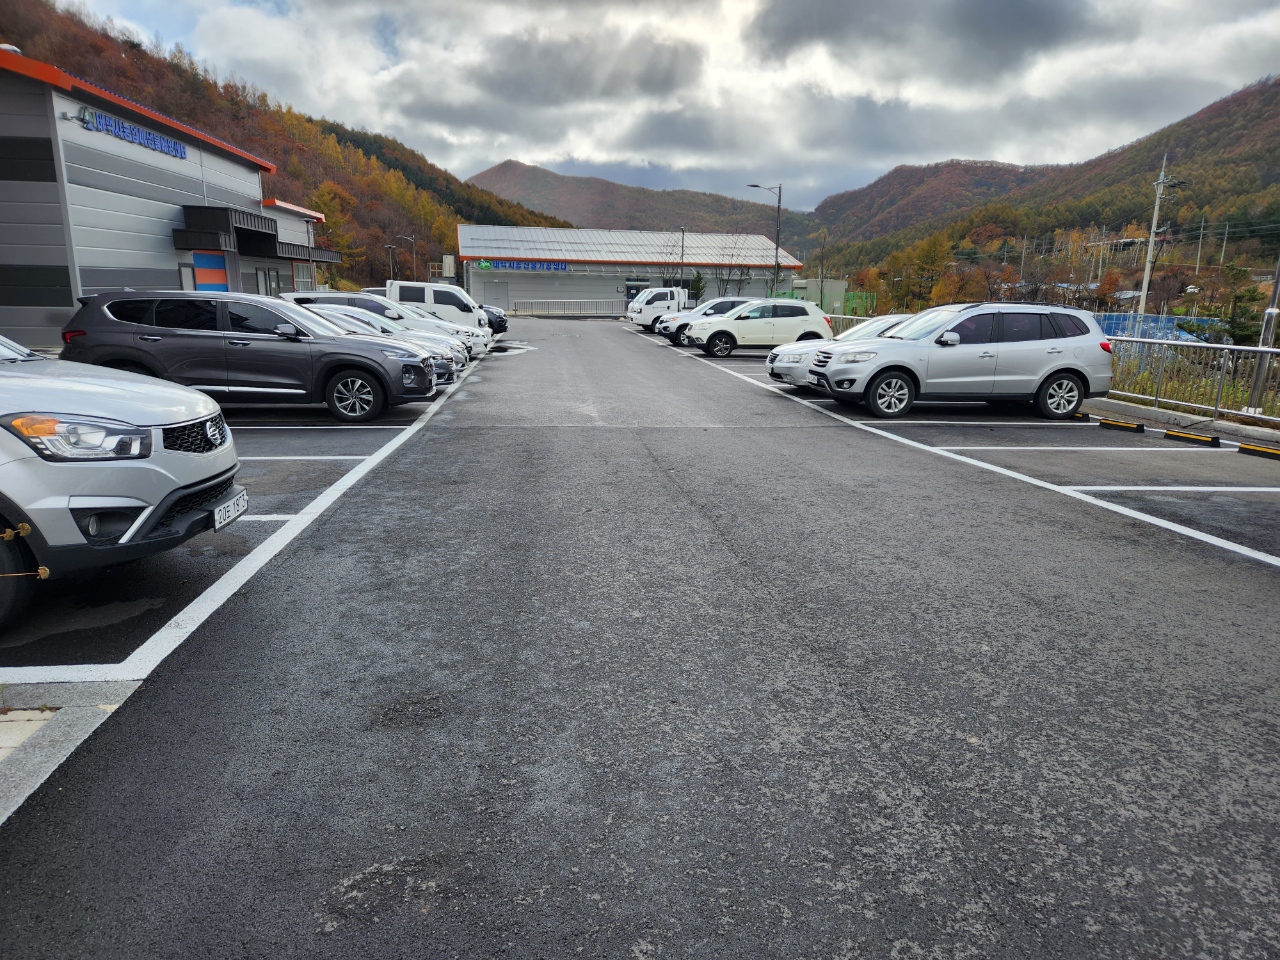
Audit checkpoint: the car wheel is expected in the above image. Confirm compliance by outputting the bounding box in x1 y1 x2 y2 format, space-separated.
705 333 735 357
0 536 34 629
1036 372 1084 419
677 327 692 346
863 370 915 418
326 370 386 423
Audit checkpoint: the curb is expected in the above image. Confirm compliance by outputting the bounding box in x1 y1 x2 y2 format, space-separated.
1083 397 1280 445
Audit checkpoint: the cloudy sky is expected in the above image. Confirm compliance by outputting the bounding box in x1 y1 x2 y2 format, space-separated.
75 0 1279 209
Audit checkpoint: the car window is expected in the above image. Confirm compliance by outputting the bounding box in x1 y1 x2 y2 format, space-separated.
705 302 733 315
740 304 771 319
776 304 807 318
398 286 427 303
948 313 995 344
885 307 962 340
1000 312 1044 342
153 299 219 331
229 301 289 335
1039 315 1062 340
104 299 156 325
433 289 469 309
309 295 350 306
349 297 391 315
1052 312 1090 337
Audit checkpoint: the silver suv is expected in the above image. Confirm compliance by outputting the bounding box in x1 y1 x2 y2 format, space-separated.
806 303 1112 418
0 336 245 627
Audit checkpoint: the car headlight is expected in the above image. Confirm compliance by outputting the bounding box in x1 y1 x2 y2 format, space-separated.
780 353 807 364
2 413 152 461
382 348 418 359
836 351 877 364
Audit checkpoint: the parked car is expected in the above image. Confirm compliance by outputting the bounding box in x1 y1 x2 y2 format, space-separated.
371 281 489 333
61 291 435 423
806 303 1112 419
480 305 508 334
766 314 913 387
313 305 469 369
0 334 246 627
305 306 462 384
628 287 690 331
282 292 487 356
655 297 754 344
685 299 832 357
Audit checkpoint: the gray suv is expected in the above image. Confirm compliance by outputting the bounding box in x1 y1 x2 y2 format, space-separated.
0 335 245 627
806 303 1113 419
61 292 435 422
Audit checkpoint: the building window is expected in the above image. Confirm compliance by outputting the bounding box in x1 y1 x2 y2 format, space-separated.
179 264 196 291
293 261 315 292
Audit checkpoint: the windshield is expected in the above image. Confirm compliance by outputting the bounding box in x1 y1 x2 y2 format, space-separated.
312 308 379 335
276 300 347 338
835 317 906 341
0 334 39 361
884 307 963 341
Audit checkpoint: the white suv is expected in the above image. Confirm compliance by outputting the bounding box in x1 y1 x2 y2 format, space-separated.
0 335 245 627
767 314 912 387
807 303 1113 418
686 299 832 357
655 297 754 344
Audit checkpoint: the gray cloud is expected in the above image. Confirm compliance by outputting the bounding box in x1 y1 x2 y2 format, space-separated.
476 31 704 106
748 0 1100 78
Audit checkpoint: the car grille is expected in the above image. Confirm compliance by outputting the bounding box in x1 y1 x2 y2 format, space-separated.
767 351 779 365
812 350 835 368
163 414 228 454
151 476 235 533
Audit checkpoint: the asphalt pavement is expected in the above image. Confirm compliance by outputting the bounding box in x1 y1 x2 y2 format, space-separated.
2 317 1278 958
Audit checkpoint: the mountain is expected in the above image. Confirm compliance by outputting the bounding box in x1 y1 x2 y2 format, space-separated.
468 160 820 247
0 0 567 287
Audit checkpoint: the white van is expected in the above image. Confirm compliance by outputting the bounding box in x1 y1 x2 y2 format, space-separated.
373 281 487 333
628 287 689 331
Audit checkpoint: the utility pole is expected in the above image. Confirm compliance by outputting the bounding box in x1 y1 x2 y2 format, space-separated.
1019 236 1028 283
679 226 686 285
748 182 783 295
1246 250 1280 413
1220 222 1229 265
398 235 417 281
1137 155 1166 317
1194 216 1205 275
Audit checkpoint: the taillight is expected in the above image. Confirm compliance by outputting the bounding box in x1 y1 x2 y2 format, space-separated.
62 330 86 345
823 316 832 327
1100 340 1112 353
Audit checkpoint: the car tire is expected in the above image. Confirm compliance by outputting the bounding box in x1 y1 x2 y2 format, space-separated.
677 327 692 346
0 536 34 629
325 369 386 423
863 370 916 418
704 333 735 357
1035 372 1084 419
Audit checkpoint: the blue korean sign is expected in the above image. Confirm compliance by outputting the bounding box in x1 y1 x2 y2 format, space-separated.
77 106 188 159
476 259 567 271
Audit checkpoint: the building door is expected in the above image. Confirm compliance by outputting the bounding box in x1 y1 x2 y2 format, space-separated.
625 281 649 302
483 281 509 311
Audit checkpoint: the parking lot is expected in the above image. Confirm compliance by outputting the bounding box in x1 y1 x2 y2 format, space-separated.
3 317 1280 958
633 327 1280 559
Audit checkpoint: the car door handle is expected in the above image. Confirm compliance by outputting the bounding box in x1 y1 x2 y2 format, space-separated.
1047 348 1064 354
138 335 162 342
979 352 996 359
227 339 252 346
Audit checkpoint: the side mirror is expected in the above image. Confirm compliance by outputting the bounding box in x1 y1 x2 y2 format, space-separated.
273 323 299 339
385 309 402 319
937 331 960 346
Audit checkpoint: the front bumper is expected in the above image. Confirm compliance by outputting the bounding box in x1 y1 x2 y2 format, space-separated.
766 361 812 387
805 368 862 400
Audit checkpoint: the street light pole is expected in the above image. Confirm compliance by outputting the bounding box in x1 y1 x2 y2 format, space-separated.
384 243 396 283
399 235 417 281
748 182 783 296
1245 250 1280 413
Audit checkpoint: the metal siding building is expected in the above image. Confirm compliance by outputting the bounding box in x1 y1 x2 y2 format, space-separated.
457 225 802 312
0 49 339 347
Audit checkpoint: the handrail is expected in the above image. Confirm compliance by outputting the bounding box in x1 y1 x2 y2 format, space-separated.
1108 336 1280 357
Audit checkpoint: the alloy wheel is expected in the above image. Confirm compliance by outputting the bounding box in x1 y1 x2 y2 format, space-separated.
1046 378 1079 414
334 377 375 417
876 377 910 414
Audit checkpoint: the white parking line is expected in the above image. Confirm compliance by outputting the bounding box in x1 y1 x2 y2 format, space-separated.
633 329 1280 571
239 455 368 461
934 445 1235 452
1066 486 1280 493
0 362 481 687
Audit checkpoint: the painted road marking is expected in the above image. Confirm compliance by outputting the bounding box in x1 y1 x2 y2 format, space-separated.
934 445 1237 452
633 329 1280 571
1065 486 1280 493
239 455 368 461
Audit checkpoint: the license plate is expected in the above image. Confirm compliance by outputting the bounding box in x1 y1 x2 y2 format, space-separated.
213 490 248 530
806 374 821 386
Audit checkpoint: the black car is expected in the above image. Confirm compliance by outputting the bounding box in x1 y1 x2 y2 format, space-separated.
480 305 508 334
61 291 434 422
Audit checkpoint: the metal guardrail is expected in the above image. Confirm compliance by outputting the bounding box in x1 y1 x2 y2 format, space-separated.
1109 336 1280 424
828 315 868 336
511 299 627 316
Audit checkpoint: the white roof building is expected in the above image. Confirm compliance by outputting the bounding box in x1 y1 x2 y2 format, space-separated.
456 225 801 313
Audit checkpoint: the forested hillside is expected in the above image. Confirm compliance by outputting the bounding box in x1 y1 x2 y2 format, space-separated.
0 0 566 286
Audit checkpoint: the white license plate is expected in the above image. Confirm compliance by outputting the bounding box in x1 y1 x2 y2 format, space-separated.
806 374 821 386
213 490 248 530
